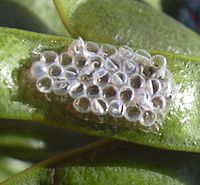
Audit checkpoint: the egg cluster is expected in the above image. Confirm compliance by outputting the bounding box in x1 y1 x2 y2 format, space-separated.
30 37 174 127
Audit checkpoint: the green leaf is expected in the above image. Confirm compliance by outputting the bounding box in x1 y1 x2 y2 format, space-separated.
54 0 200 56
0 119 94 162
1 27 200 153
2 140 200 185
0 0 69 36
0 157 31 183
0 27 71 120
11 0 70 36
144 0 161 10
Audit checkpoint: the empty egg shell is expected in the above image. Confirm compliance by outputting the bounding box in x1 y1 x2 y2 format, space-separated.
112 71 128 87
101 44 117 57
125 106 141 122
59 52 73 67
86 42 100 54
119 87 134 102
91 98 108 115
31 61 47 78
108 100 125 118
48 63 63 78
41 51 58 64
36 75 53 93
73 96 91 113
68 82 85 99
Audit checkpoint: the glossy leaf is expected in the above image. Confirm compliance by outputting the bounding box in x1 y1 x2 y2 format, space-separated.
0 157 31 183
145 0 161 9
0 27 71 120
1 28 200 153
0 120 94 162
0 0 69 36
12 0 70 36
54 0 200 56
2 140 200 185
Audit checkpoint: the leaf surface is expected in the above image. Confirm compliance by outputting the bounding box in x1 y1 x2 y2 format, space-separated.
0 0 69 36
0 120 94 162
54 0 200 56
2 140 200 185
0 157 31 183
1 28 200 153
11 0 70 36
